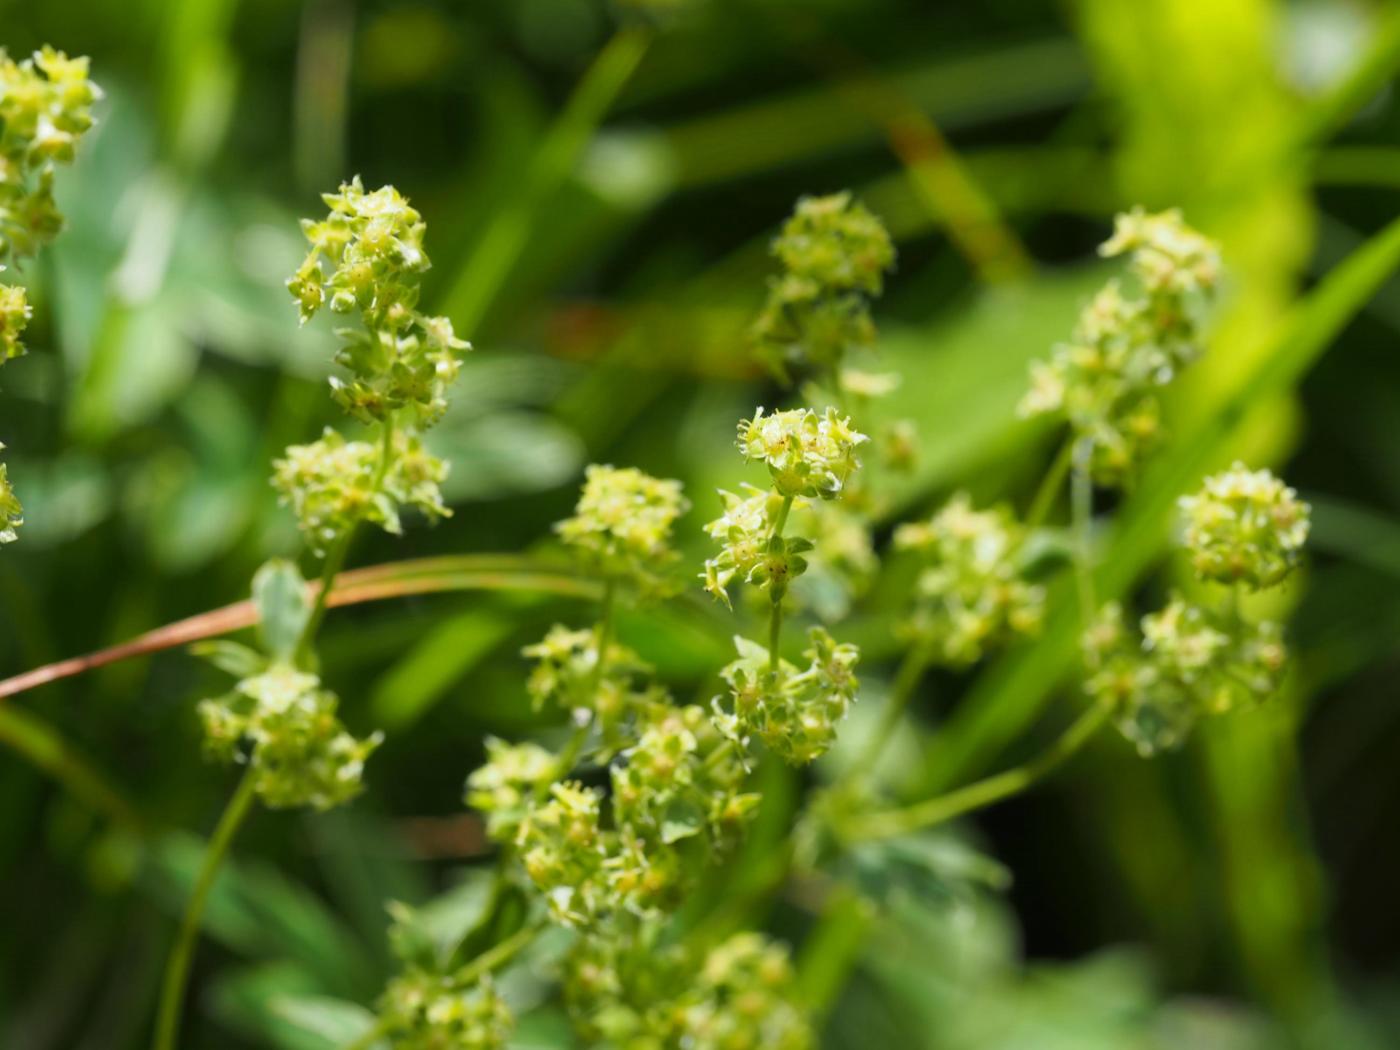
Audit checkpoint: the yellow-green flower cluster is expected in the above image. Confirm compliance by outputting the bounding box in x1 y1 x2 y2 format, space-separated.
0 454 20 544
0 282 30 363
713 628 860 765
1020 208 1221 485
271 427 449 551
611 703 758 848
521 624 657 749
288 177 470 427
682 933 812 1050
0 47 101 260
464 737 557 842
892 493 1044 665
378 971 513 1050
513 698 754 927
560 932 812 1050
1179 463 1310 588
739 407 867 500
1084 599 1286 756
555 464 688 593
702 485 795 607
0 47 99 548
279 180 465 553
751 192 895 386
198 666 382 810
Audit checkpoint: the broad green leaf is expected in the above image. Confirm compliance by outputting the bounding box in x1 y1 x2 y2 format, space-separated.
253 559 312 662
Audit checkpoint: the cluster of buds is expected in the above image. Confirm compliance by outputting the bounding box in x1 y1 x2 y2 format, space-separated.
892 493 1045 665
512 696 755 928
0 452 20 543
377 972 512 1050
739 407 867 500
751 192 895 389
0 47 101 260
1020 208 1221 485
1084 599 1286 756
560 931 812 1050
521 624 657 748
463 737 556 842
555 464 689 594
681 933 812 1050
611 701 758 847
704 407 867 764
0 281 30 363
271 427 449 551
288 178 470 426
0 47 100 546
376 899 514 1049
467 468 754 931
280 180 465 549
1179 463 1310 588
197 665 382 809
713 628 860 765
1083 465 1307 754
705 410 867 607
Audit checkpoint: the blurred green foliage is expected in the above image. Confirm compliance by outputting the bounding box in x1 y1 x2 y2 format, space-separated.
4 0 1400 1047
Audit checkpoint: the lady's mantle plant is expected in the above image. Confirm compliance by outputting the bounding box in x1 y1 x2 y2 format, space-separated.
1086 464 1309 755
157 179 470 1050
1021 207 1222 485
0 47 102 543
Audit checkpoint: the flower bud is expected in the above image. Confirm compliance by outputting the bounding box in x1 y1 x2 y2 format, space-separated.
1179 463 1310 588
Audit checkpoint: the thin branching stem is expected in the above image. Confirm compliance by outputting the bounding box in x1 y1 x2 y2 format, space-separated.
152 769 259 1050
844 703 1109 843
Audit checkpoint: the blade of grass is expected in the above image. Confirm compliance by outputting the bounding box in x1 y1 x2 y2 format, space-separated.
662 38 1088 189
0 703 142 830
915 212 1400 793
0 556 602 704
436 25 652 335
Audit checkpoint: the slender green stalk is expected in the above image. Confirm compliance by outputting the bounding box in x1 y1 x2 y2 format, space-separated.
439 26 652 335
152 769 259 1050
768 495 795 672
295 412 397 666
844 704 1108 843
343 920 544 1050
295 528 353 666
770 494 794 539
1024 439 1073 530
547 575 617 786
768 600 784 674
0 704 142 831
451 918 543 988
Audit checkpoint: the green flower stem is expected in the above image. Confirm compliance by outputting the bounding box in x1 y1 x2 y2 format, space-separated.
771 494 795 539
295 412 397 666
295 528 353 666
843 703 1109 843
438 25 652 335
451 918 544 988
769 495 795 672
547 575 617 787
1024 438 1073 530
0 703 142 832
768 600 785 674
1070 438 1097 628
342 920 544 1050
153 769 259 1050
